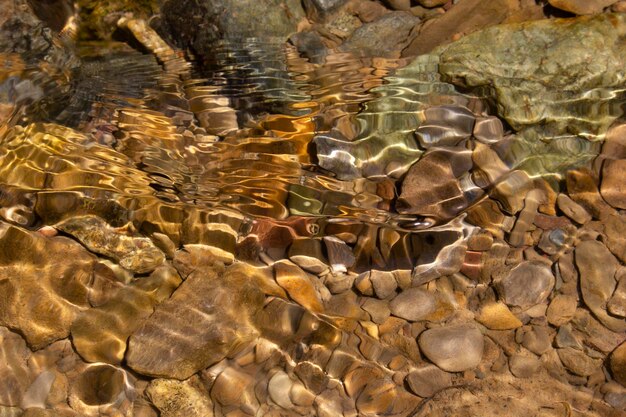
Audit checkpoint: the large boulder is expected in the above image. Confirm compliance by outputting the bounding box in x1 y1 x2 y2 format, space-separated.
437 14 626 140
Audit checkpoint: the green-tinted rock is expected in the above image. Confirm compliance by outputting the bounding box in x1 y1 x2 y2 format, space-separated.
438 14 626 140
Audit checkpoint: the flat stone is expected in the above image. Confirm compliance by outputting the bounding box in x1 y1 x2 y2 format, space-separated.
557 347 603 376
601 159 626 210
419 325 484 372
521 326 552 355
268 370 295 409
288 238 329 274
438 14 626 138
415 105 475 148
361 298 390 324
509 352 541 378
546 294 578 326
275 260 324 312
146 376 213 417
476 302 522 330
497 261 555 310
126 263 264 379
71 266 182 364
548 0 617 15
56 215 165 274
406 365 452 398
611 342 626 387
0 224 95 349
575 240 626 332
389 288 436 321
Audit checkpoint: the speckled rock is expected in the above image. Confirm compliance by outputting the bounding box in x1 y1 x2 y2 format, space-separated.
56 215 165 274
476 302 522 330
546 294 578 326
419 325 484 372
146 376 213 417
438 14 626 139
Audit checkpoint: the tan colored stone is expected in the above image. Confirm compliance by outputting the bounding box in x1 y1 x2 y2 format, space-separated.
601 159 626 210
126 263 264 379
476 302 522 330
546 294 578 326
0 224 95 349
548 0 617 15
497 261 554 310
419 325 484 372
147 376 214 417
406 365 452 397
71 265 182 364
611 342 626 387
557 347 603 377
275 260 324 313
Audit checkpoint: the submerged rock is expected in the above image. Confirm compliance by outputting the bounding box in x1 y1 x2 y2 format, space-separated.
419 325 484 372
438 14 626 139
56 215 165 274
0 224 95 349
126 262 264 379
548 0 618 15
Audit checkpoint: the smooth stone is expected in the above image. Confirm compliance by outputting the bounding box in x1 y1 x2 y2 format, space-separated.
406 365 452 398
274 260 324 313
0 224 95 349
611 342 626 387
557 347 603 376
601 159 626 210
548 0 617 15
497 261 555 310
438 14 626 138
389 288 436 321
608 276 626 318
302 0 345 20
546 294 578 326
361 298 391 325
126 263 264 379
288 238 329 274
268 371 295 409
509 353 541 378
521 326 552 355
386 0 411 11
419 325 484 372
415 105 475 148
476 302 522 330
56 215 165 274
575 240 626 332
418 0 448 6
146 377 213 417
473 116 504 144
369 270 398 299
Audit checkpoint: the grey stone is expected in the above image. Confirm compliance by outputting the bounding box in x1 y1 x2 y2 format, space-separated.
406 365 452 397
302 0 346 21
389 288 436 321
419 325 484 372
497 261 554 310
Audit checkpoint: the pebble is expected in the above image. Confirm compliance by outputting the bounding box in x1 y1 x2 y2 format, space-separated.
548 0 618 15
556 194 592 225
268 371 295 409
370 269 398 299
406 365 452 397
419 325 484 372
546 294 578 326
557 347 603 377
601 159 626 209
520 326 552 356
323 236 355 274
509 352 541 378
497 261 555 310
476 302 522 330
576 240 626 332
611 342 626 387
274 260 324 312
389 288 436 321
608 276 626 318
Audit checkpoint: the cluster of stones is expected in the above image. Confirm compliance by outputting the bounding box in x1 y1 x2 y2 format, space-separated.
1 0 626 416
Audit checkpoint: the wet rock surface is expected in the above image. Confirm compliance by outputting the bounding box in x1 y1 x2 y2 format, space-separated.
0 1 625 416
